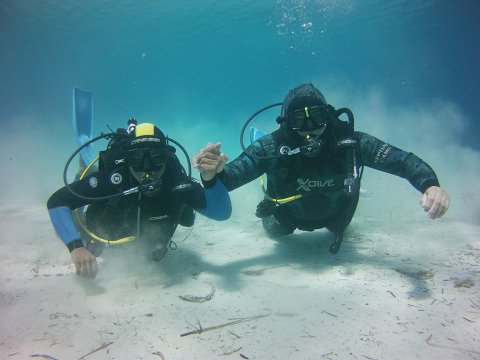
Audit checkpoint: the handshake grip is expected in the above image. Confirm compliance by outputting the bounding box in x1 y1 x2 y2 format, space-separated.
255 199 278 218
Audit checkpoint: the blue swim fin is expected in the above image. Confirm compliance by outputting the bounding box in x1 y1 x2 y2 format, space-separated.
249 127 267 144
73 88 94 165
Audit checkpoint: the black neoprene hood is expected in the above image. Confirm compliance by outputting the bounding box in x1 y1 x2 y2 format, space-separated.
281 83 328 117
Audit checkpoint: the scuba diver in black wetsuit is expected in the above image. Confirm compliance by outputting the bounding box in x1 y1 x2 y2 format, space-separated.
47 121 231 278
193 83 449 254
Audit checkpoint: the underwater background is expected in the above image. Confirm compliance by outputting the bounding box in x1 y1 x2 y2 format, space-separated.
0 0 479 220
2 4 480 358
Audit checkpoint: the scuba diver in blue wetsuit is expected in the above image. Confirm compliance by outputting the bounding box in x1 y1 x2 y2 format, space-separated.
193 83 449 254
48 121 231 278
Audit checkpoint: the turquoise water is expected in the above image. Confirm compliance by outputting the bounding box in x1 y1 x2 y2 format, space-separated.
0 0 479 202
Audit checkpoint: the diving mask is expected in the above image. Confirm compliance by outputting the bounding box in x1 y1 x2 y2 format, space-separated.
125 147 167 172
287 106 328 132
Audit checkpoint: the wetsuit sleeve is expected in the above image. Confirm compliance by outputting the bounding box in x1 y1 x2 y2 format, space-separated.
217 141 271 191
48 207 84 251
356 131 440 193
191 177 232 220
46 172 117 250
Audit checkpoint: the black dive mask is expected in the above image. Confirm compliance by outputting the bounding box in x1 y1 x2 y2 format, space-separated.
282 105 329 157
287 105 328 132
125 147 167 172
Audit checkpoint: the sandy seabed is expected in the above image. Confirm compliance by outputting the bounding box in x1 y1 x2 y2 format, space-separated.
0 186 479 360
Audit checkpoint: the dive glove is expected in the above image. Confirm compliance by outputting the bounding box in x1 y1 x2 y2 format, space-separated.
255 199 277 218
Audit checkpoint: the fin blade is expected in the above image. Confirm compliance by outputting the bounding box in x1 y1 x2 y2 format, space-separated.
73 88 94 164
249 127 267 143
